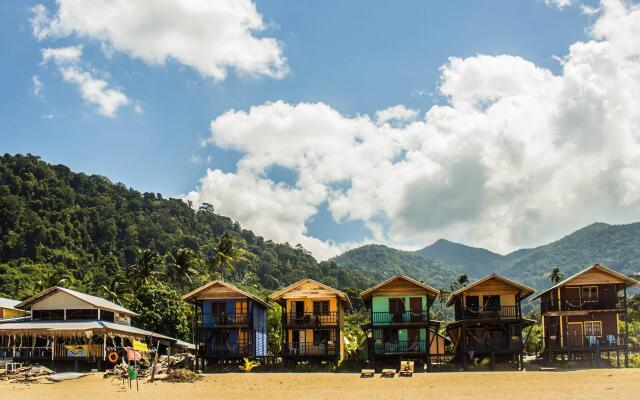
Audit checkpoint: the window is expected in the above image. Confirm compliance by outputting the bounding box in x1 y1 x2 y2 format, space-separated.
313 330 331 345
100 310 115 322
66 309 99 320
211 302 226 316
582 286 598 302
483 295 501 311
584 321 602 336
32 309 64 320
313 301 330 315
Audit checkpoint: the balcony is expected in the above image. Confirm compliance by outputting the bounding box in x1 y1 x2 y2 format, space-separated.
284 342 337 357
545 333 624 350
540 298 624 313
371 311 429 325
198 340 253 357
373 340 428 355
284 312 337 327
0 344 105 360
206 313 250 326
459 305 519 321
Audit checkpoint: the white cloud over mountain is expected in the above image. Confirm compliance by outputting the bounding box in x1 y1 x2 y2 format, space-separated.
186 0 640 260
31 0 287 81
41 46 129 117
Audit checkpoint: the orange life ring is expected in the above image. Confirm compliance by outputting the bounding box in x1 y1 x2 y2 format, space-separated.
107 351 119 363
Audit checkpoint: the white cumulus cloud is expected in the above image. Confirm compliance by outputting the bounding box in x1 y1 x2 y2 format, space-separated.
41 45 129 117
30 0 287 81
187 0 640 260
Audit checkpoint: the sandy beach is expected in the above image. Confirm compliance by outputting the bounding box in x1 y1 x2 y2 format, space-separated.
1 369 639 400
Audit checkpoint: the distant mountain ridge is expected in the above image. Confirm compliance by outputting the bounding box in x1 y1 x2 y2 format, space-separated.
332 222 640 291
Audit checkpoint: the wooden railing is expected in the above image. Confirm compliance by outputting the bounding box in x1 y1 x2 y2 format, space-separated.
541 298 624 313
207 313 250 326
284 342 337 356
284 312 338 326
545 333 624 350
371 311 429 325
460 305 519 320
373 340 428 354
0 344 104 360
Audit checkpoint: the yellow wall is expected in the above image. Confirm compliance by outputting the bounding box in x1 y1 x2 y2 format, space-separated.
1 308 29 319
285 297 338 314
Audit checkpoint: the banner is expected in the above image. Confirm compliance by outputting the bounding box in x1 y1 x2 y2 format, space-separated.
132 339 148 353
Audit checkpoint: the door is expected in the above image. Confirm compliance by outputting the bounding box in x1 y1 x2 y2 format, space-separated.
389 298 405 322
465 296 479 318
408 328 420 352
565 287 580 310
410 297 423 322
294 301 305 324
566 322 583 347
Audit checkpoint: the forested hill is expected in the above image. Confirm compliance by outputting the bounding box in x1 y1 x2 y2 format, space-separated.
0 154 372 303
333 223 640 291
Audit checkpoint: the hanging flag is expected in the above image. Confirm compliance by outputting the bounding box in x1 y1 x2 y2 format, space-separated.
132 340 148 352
127 365 137 379
127 348 142 361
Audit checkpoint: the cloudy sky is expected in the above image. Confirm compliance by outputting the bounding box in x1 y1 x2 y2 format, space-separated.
2 0 640 259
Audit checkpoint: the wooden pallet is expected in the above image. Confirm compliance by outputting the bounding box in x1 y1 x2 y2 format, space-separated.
381 369 396 378
360 369 375 378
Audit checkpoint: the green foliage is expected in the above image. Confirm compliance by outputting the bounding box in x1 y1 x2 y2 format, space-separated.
343 309 368 360
129 281 192 341
239 357 260 372
267 302 283 356
546 266 564 284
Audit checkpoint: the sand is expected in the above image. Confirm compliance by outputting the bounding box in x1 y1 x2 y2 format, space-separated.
1 369 638 400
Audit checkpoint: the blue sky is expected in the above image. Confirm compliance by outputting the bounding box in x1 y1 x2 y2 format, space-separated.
4 0 638 258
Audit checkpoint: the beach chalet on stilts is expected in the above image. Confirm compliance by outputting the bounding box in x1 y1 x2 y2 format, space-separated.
360 275 444 370
182 280 271 369
0 286 178 371
269 279 351 363
445 274 535 370
533 264 639 367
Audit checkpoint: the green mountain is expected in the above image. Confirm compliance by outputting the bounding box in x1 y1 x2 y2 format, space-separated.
0 153 372 301
335 223 640 291
415 239 504 278
330 244 458 290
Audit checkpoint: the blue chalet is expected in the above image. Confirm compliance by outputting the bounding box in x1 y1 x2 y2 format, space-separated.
182 280 271 368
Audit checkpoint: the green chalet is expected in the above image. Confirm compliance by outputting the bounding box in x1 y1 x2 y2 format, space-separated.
361 275 445 370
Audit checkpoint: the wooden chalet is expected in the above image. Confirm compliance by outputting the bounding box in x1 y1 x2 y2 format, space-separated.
445 274 535 370
0 286 179 370
533 264 639 366
269 279 351 362
183 280 271 368
360 275 444 370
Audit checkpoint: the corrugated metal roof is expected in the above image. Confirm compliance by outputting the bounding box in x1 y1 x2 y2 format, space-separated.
0 297 22 311
16 286 138 316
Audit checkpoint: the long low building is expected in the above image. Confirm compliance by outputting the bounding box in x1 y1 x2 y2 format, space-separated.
0 286 189 370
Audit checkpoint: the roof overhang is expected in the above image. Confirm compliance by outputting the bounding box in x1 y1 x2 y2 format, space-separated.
445 274 535 306
182 280 272 309
268 279 352 309
360 275 440 302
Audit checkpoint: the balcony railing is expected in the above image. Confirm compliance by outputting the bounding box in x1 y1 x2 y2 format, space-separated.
371 311 429 325
1 344 105 360
284 312 337 326
206 313 250 326
284 342 337 356
460 305 519 320
545 333 624 350
541 298 624 313
373 340 428 354
197 337 253 357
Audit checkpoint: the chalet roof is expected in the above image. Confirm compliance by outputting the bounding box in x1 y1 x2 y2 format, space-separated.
360 275 440 302
530 263 640 301
0 320 177 342
0 297 23 312
16 287 138 317
182 280 272 309
445 274 535 306
268 278 352 309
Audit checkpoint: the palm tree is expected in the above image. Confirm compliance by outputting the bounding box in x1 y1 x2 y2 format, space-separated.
450 274 469 291
207 233 249 279
100 276 132 306
126 249 162 286
547 266 564 284
34 267 70 293
165 248 201 285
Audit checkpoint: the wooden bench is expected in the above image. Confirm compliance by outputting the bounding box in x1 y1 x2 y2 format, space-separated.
360 369 375 378
399 361 414 377
381 369 396 378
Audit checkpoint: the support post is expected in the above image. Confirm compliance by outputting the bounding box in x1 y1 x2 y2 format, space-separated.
426 297 431 372
623 286 629 368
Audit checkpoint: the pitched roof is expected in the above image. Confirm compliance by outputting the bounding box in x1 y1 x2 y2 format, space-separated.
531 263 640 301
0 297 23 312
268 278 352 309
16 287 138 316
182 280 272 309
360 275 440 302
445 274 535 306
